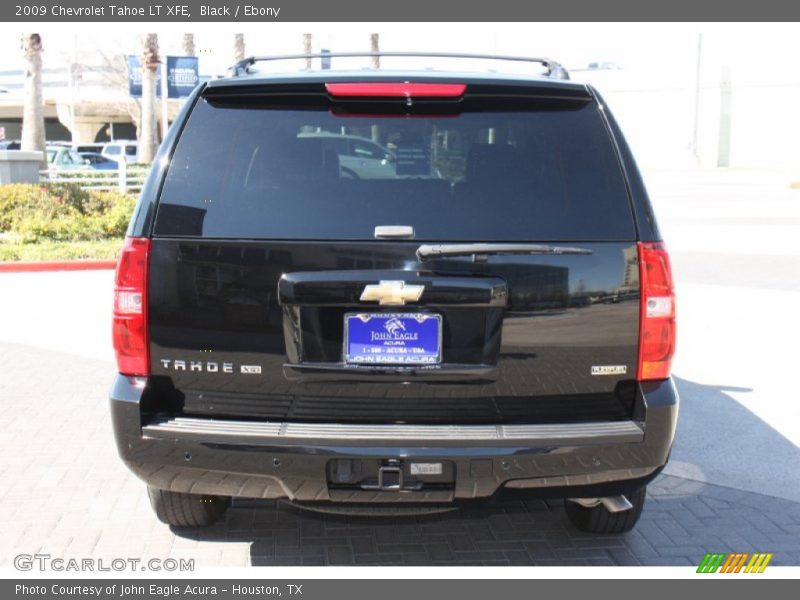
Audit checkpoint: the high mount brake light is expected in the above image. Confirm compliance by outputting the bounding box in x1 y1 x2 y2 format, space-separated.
637 242 677 381
112 237 150 376
325 82 466 98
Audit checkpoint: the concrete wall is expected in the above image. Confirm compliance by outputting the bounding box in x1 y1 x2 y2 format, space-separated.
0 151 42 183
572 29 800 172
599 76 800 172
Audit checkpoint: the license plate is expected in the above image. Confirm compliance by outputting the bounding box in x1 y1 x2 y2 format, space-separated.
344 313 442 365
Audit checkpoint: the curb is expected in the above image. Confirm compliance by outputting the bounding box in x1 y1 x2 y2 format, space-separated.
0 260 117 273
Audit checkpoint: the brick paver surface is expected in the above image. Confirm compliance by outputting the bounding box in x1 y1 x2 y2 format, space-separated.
1 340 799 567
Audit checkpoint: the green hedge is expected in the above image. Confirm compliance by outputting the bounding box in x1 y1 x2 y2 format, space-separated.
0 239 123 262
0 183 137 243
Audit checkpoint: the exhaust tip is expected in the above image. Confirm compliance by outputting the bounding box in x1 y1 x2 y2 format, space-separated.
567 494 633 513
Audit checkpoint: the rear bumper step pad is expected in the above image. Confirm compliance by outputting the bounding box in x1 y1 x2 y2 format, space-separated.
143 416 643 446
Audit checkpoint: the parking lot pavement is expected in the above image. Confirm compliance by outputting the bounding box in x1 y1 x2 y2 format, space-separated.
0 168 798 567
0 270 115 364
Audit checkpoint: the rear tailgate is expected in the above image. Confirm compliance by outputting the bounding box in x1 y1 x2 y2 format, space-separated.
146 78 640 424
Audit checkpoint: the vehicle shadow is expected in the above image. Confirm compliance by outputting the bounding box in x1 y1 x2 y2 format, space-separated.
173 375 800 566
667 375 800 502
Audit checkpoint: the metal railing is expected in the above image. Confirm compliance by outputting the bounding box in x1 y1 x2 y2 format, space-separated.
39 162 148 193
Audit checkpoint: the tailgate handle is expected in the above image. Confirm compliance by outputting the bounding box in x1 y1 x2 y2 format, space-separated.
374 225 415 239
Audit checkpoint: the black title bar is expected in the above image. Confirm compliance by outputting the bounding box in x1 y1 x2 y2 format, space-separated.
4 0 800 21
4 578 796 600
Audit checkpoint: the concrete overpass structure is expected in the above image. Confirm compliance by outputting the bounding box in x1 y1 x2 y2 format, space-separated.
0 64 185 144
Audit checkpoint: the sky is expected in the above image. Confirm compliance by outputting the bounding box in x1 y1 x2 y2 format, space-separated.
2 22 798 170
1 22 799 89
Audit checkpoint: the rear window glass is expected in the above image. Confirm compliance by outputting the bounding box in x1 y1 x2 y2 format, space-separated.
154 96 635 241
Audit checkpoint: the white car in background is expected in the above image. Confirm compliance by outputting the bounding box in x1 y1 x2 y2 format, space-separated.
101 141 139 164
45 146 89 170
297 132 396 179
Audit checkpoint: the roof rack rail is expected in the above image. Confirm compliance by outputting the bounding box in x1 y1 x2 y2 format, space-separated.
228 52 570 80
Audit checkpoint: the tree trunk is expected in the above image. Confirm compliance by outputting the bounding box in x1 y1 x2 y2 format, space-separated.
370 34 380 141
182 33 195 56
139 34 160 164
370 34 380 69
303 33 312 69
234 34 245 63
20 34 46 168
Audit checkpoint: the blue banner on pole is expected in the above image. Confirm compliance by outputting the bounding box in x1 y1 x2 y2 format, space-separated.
127 55 199 98
321 48 332 70
166 56 200 97
126 55 145 97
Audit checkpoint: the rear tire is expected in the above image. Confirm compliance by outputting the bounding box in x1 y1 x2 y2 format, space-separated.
147 487 230 528
564 486 646 534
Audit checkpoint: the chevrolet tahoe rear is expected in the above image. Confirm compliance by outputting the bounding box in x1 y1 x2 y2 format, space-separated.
110 54 678 533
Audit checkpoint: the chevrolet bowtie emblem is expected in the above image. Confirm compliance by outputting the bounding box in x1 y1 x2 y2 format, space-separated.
360 280 425 306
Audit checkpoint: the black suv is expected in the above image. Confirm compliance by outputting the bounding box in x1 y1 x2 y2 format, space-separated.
111 53 678 534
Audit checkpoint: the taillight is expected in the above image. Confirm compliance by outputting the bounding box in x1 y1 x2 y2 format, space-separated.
637 242 676 381
112 236 150 376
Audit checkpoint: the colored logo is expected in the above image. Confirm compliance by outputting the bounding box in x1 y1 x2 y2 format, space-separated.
697 552 773 573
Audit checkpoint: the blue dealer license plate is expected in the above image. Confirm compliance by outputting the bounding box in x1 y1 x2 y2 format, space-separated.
344 313 442 365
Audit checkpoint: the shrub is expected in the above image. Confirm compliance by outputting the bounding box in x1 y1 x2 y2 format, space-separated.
0 183 136 243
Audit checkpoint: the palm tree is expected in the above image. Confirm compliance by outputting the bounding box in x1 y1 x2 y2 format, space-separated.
234 34 245 63
370 33 380 69
20 34 46 168
139 34 160 164
303 34 312 69
370 34 381 142
182 33 195 56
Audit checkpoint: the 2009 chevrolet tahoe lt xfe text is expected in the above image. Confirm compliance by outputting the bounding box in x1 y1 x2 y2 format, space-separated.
110 52 678 534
